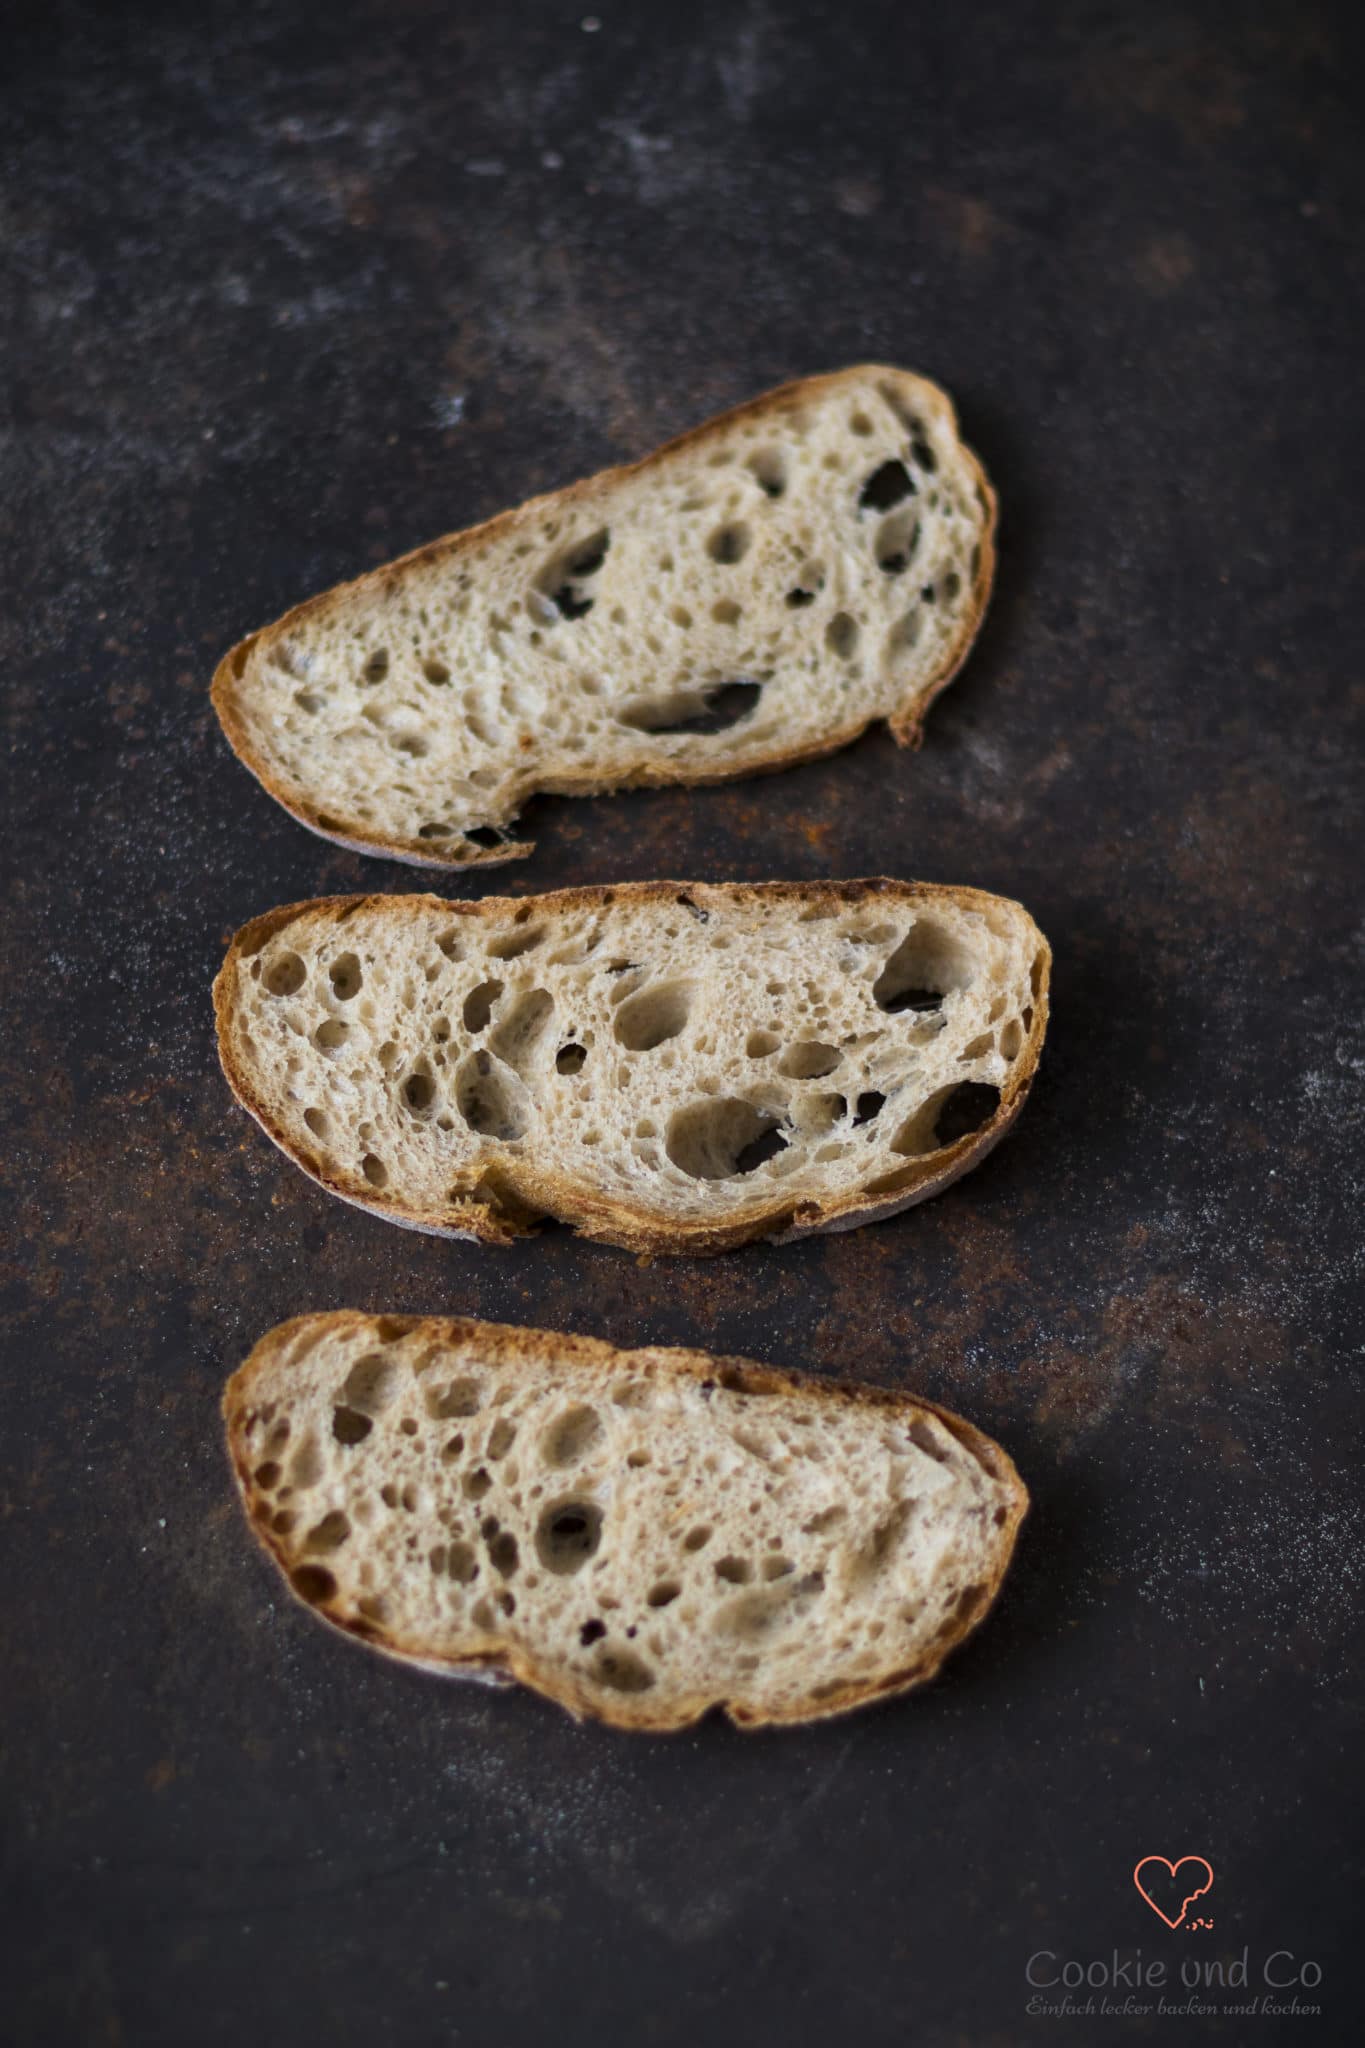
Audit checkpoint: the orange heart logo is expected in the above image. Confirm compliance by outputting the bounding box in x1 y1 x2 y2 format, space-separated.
1133 1856 1215 1929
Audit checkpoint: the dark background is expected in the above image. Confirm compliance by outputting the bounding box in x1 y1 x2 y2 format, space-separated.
3 1 1361 2042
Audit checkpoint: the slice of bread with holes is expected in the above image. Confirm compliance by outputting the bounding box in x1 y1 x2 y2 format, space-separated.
211 367 995 867
215 880 1049 1254
226 1313 1028 1729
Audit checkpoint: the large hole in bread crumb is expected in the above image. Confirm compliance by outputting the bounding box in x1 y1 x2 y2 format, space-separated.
264 952 306 997
402 1068 436 1117
291 1564 337 1605
746 447 787 496
614 980 692 1052
332 1406 372 1445
892 1082 1001 1157
455 1051 527 1141
873 920 973 1012
463 980 503 1033
556 1042 587 1075
542 1405 604 1467
706 521 751 564
593 1646 655 1693
426 1376 483 1419
489 988 554 1072
341 1353 400 1413
535 528 610 620
305 1510 352 1553
617 679 762 737
361 649 389 684
777 1040 840 1079
875 507 920 573
825 612 859 659
666 1098 788 1180
859 460 915 512
329 952 362 1000
536 1500 603 1574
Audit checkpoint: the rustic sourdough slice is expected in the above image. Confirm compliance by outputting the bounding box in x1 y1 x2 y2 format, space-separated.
211 366 995 867
226 1312 1028 1729
215 880 1049 1254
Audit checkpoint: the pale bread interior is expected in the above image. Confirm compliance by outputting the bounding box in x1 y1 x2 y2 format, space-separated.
213 367 994 865
227 1314 1028 1729
215 882 1050 1251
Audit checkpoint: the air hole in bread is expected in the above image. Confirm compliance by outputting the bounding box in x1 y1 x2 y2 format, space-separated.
303 1106 329 1139
536 1500 603 1574
746 1030 780 1058
593 1646 654 1692
542 1404 603 1467
853 1091 885 1125
614 980 692 1052
617 679 762 736
746 447 787 496
556 1042 587 1075
579 1618 606 1645
462 980 503 1033
891 1083 1000 1158
341 1353 400 1413
489 988 555 1071
418 821 454 839
911 434 937 472
328 951 363 1000
785 560 825 606
361 1153 388 1189
873 920 972 1012
484 1524 519 1576
777 1040 840 1079
294 689 321 714
825 612 859 659
361 650 389 684
933 1083 1001 1147
486 1417 517 1460
908 1418 948 1462
666 1098 787 1180
999 1018 1023 1060
714 1555 751 1584
402 1068 436 1117
305 1510 352 1553
315 1018 349 1052
859 460 915 512
291 1564 337 1604
712 598 742 625
426 1376 483 1420
455 1051 527 1141
706 521 751 565
464 826 505 851
332 1405 372 1445
264 952 306 997
875 508 920 573
536 528 610 620
647 1580 681 1608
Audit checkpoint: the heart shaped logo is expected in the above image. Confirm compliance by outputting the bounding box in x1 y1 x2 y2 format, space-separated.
1133 1856 1215 1929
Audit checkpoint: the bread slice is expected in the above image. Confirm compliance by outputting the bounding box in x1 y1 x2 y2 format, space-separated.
214 880 1049 1254
225 1312 1028 1729
211 366 995 868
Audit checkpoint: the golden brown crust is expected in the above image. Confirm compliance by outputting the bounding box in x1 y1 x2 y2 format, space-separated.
224 1312 1030 1730
213 879 1051 1254
210 367 997 867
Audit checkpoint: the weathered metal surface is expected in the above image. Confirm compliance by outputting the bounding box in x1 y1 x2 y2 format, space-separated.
2 1 1360 2040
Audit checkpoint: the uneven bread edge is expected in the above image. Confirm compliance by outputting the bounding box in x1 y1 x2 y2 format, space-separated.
212 879 1051 1255
210 366 997 866
223 1312 1030 1731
